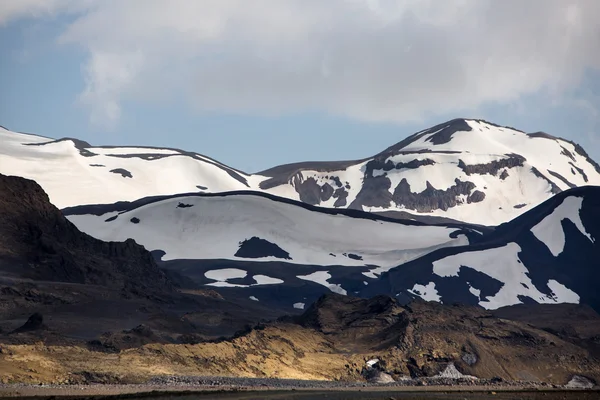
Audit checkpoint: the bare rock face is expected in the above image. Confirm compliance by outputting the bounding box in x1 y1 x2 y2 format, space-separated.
0 173 172 294
293 293 600 384
365 369 395 384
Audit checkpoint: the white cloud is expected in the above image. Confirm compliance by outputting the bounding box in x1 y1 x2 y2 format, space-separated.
3 0 600 127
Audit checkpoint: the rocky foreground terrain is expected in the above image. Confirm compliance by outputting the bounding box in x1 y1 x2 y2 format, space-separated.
0 173 599 392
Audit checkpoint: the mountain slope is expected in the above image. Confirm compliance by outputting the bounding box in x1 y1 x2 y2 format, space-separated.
63 186 600 312
363 186 600 311
63 191 482 309
3 293 600 385
2 119 599 225
0 173 172 294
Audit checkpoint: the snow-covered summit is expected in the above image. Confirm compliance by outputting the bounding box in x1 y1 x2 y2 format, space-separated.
1 119 599 225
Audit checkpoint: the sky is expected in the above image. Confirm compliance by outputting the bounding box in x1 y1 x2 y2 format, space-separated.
0 0 599 173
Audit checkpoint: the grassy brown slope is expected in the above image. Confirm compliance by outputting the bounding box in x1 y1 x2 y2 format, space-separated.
1 294 599 385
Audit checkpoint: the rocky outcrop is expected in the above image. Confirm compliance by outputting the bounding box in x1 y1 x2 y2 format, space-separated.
391 179 483 212
0 173 172 294
457 154 526 176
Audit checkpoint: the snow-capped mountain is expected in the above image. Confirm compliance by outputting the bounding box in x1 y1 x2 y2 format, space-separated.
2 119 599 226
64 191 481 295
365 186 600 312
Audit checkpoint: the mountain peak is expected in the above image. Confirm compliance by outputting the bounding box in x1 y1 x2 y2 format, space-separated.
1 119 600 226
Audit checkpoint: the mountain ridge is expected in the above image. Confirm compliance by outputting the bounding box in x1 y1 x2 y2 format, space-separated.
2 118 600 225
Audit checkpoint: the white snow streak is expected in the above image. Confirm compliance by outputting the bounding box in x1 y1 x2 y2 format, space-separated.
531 196 594 256
297 271 347 295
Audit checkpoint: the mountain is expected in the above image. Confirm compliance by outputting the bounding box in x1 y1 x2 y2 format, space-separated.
0 172 291 348
0 171 599 387
61 186 600 313
364 186 600 311
62 191 483 309
2 119 599 226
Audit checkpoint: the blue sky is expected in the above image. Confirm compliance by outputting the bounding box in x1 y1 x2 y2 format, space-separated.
1 1 599 173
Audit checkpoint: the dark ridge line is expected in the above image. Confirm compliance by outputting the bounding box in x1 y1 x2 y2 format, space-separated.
570 162 589 182
547 170 576 189
27 137 248 175
61 189 487 232
493 185 600 239
22 136 250 187
530 167 562 195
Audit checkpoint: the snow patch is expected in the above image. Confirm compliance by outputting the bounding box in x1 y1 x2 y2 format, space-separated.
205 268 247 281
432 243 581 309
293 302 305 310
547 279 580 304
297 271 347 295
407 282 441 302
467 283 481 300
68 194 463 269
253 275 284 285
531 196 594 257
249 296 259 302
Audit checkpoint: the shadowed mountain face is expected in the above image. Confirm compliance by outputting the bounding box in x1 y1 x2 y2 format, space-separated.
60 185 600 314
2 118 600 226
364 186 600 312
0 173 172 294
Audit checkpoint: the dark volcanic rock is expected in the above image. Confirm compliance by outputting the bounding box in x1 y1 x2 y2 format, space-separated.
109 168 133 178
234 237 292 260
292 176 338 206
467 190 486 204
11 313 45 334
530 167 562 194
570 162 589 182
457 154 526 176
392 178 477 212
332 188 348 207
296 294 405 334
547 170 576 188
378 119 474 156
349 176 393 209
0 173 172 294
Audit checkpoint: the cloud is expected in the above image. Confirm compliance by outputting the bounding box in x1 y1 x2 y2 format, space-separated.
4 0 600 127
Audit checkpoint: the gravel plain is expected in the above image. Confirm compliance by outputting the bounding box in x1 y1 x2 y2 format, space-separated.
0 375 598 399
